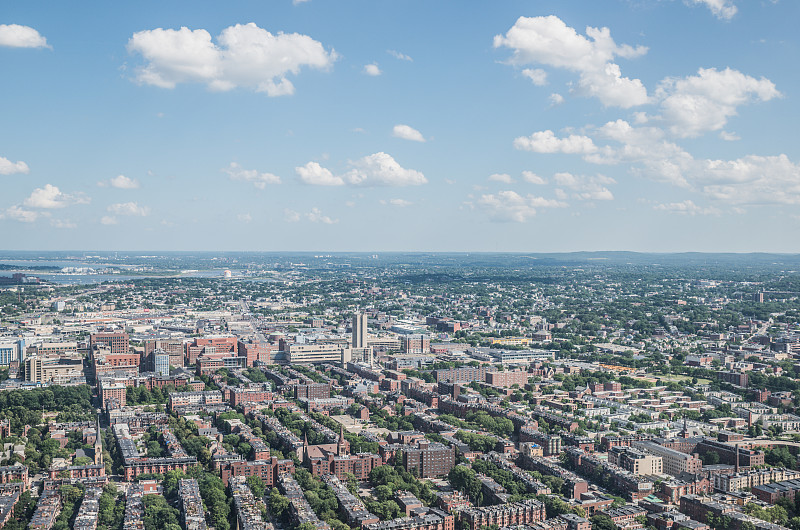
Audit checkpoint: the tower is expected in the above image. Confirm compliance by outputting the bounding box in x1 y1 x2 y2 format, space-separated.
303 431 309 464
337 424 349 457
352 313 368 350
94 415 103 466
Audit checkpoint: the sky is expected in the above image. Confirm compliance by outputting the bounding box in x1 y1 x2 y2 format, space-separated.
1 0 799 253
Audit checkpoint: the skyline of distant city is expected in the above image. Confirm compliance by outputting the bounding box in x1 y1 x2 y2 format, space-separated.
1 0 798 252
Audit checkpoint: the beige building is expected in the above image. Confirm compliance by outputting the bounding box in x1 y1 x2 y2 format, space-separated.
632 441 701 476
25 355 85 384
609 446 663 475
287 343 352 364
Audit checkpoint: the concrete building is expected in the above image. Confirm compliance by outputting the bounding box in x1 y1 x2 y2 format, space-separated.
353 313 369 349
287 343 352 364
609 446 664 476
633 441 702 476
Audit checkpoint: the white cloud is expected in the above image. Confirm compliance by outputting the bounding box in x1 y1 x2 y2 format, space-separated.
381 198 412 207
297 153 427 187
293 0 311 4
100 216 118 225
539 118 800 206
224 162 281 188
521 171 546 185
363 63 381 76
489 173 514 184
514 130 597 154
295 161 345 186
388 50 412 62
553 172 615 201
392 124 426 142
0 24 50 49
127 23 336 95
654 199 720 215
98 174 140 189
0 156 30 175
719 131 740 141
494 15 648 108
24 184 89 209
696 154 800 205
107 202 150 216
0 205 39 223
306 207 337 224
345 152 427 186
476 190 567 222
657 67 780 137
237 213 252 223
522 68 547 86
548 93 565 106
689 0 738 20
51 219 77 229
284 209 301 223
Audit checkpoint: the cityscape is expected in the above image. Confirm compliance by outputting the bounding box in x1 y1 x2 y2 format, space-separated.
2 1 800 530
0 251 798 530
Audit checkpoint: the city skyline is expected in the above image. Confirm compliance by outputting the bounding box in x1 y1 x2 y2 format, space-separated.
1 0 798 252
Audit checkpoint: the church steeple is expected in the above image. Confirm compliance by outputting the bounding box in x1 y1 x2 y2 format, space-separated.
337 424 348 456
94 415 103 466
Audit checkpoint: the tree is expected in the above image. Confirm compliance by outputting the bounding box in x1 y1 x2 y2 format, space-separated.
247 475 266 498
591 514 617 530
270 488 290 520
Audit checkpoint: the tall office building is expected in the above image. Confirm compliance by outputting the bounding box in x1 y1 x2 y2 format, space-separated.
352 313 368 349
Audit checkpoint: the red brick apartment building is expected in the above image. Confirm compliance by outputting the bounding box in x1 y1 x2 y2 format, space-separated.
90 332 130 354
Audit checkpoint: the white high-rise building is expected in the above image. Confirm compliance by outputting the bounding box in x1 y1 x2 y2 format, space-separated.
352 313 368 349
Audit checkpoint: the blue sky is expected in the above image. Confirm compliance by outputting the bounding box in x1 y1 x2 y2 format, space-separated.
1 0 798 252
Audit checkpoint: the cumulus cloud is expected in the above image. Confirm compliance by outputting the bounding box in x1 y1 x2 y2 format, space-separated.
392 124 426 142
98 175 140 189
24 184 89 209
0 156 30 175
526 117 800 206
689 0 738 20
494 15 648 108
489 173 514 184
522 68 547 86
295 161 345 186
548 93 565 106
521 171 546 185
514 130 597 155
237 213 252 223
298 153 426 187
0 205 39 223
107 202 150 216
284 209 301 223
224 162 281 188
654 199 720 215
719 131 740 141
363 63 381 76
553 172 616 201
306 207 337 224
345 152 427 186
657 67 780 137
476 190 567 222
127 23 336 95
100 216 118 225
388 50 413 61
0 24 50 49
